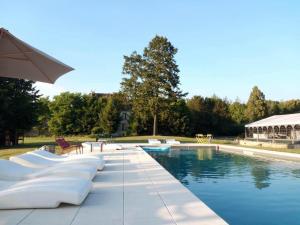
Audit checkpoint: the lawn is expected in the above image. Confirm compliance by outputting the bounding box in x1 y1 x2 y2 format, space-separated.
1 135 300 159
0 136 94 159
0 135 197 159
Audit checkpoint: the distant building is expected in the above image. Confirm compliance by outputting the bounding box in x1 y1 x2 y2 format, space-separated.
245 113 300 142
113 111 131 136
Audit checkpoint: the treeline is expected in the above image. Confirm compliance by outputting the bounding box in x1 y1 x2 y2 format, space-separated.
32 86 300 137
36 92 125 136
1 77 300 146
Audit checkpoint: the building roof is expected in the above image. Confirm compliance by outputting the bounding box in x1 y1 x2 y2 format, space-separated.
245 113 300 128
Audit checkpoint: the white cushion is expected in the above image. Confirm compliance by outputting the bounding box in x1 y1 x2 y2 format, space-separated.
0 159 97 181
0 177 92 209
10 151 105 171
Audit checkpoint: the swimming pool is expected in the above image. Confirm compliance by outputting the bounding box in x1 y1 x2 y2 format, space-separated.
145 147 300 225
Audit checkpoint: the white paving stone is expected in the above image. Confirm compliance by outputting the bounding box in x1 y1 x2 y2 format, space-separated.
0 210 32 225
0 148 228 225
18 206 79 225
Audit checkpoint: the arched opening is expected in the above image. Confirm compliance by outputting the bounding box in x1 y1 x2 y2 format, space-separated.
262 127 268 139
263 127 267 133
279 126 286 133
279 126 287 139
249 127 253 138
268 126 273 139
258 127 263 134
287 125 293 139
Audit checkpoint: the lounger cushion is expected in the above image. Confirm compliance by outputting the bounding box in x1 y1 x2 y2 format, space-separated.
30 149 105 170
35 148 104 160
166 139 180 144
0 177 92 209
0 159 97 181
10 153 104 171
148 139 161 144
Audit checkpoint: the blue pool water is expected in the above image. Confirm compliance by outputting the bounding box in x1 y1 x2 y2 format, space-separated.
146 147 300 225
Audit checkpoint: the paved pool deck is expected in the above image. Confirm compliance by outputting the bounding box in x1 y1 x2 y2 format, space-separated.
0 147 228 225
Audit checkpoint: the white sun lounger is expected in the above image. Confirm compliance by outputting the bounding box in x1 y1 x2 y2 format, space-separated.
10 152 105 171
32 148 104 161
166 139 181 144
0 177 92 209
0 159 97 181
148 139 161 145
30 149 105 170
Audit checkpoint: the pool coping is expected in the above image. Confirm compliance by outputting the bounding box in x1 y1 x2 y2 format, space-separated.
136 146 229 225
134 143 300 162
217 144 300 162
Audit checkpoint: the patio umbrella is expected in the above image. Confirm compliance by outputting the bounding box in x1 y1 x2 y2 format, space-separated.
0 28 74 83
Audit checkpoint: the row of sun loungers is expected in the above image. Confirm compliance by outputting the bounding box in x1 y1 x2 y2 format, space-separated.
0 148 105 209
148 139 180 145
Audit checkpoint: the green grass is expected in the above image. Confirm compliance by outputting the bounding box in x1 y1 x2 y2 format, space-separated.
1 135 299 159
0 135 196 159
0 136 95 159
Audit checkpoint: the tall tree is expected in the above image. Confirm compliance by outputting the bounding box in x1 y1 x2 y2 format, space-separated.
100 97 120 135
245 86 268 122
229 99 247 124
121 35 186 135
160 99 191 136
34 97 51 135
81 93 106 134
187 96 209 135
0 78 40 145
266 100 280 116
48 92 85 135
279 100 300 114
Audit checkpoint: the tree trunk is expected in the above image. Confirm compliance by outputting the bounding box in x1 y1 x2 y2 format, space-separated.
153 113 157 136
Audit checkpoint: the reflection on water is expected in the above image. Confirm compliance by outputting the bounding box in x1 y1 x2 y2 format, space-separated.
251 164 271 189
147 148 300 225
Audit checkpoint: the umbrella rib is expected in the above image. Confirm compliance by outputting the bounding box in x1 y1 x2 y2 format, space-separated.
0 56 31 61
0 51 34 57
5 34 54 83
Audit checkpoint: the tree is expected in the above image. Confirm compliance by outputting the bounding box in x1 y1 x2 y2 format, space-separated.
48 92 85 135
34 97 51 135
266 100 280 116
187 96 209 135
245 86 268 122
187 95 240 136
81 93 106 134
279 100 300 114
160 99 191 136
100 97 120 135
121 35 186 135
210 96 233 135
0 78 40 145
229 99 247 124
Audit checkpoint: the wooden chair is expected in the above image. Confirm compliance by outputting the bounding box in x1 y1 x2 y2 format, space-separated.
55 137 83 154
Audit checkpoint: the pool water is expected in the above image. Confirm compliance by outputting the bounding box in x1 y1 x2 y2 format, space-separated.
146 147 300 225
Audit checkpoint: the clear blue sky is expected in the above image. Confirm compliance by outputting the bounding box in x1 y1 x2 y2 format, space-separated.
2 0 300 102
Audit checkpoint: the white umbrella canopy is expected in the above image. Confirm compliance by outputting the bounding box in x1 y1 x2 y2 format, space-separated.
0 28 74 83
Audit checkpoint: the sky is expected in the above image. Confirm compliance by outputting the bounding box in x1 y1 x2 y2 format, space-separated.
2 0 300 102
